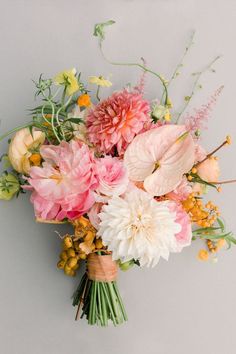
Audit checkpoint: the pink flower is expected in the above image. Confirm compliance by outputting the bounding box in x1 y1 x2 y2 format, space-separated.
166 177 192 202
96 156 129 200
184 86 224 135
86 89 150 155
124 125 195 196
87 202 103 229
27 140 99 220
195 144 220 182
30 192 61 220
168 201 192 251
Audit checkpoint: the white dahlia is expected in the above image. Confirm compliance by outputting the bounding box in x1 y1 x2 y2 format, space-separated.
98 189 181 267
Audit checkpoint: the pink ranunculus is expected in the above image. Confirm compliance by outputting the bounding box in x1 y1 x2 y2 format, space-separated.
168 201 192 252
27 140 99 220
96 156 129 199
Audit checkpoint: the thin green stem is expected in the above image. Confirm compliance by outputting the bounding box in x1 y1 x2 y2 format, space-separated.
160 30 195 103
99 44 169 105
96 86 101 102
0 123 34 142
176 55 221 123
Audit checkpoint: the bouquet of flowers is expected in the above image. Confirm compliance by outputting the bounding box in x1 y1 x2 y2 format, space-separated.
0 21 235 327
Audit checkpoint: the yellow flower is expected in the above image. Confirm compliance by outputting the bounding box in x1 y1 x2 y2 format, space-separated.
8 128 45 174
77 93 91 107
0 173 20 200
89 76 112 87
164 110 171 121
54 68 79 96
197 249 209 261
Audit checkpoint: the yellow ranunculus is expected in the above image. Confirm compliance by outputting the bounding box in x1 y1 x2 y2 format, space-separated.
89 76 112 87
8 128 45 174
54 68 79 96
0 173 20 200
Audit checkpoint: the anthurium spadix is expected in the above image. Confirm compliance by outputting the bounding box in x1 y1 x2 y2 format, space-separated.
124 125 195 196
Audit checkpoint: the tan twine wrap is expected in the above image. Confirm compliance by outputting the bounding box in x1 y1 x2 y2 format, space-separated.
87 253 118 282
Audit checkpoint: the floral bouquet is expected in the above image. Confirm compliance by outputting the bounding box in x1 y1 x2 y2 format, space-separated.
0 21 235 327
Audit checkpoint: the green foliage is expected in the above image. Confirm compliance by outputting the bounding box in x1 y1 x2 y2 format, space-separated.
93 20 115 43
193 218 236 248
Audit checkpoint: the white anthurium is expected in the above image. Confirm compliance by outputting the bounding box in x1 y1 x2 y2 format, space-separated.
124 125 195 196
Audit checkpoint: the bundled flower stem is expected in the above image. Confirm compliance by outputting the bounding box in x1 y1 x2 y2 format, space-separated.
73 253 128 326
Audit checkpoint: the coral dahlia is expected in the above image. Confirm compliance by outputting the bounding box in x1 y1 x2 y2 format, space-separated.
86 89 150 155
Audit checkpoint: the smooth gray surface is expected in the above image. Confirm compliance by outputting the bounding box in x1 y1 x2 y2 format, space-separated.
0 1 236 353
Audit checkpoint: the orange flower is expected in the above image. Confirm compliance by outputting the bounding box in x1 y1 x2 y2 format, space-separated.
77 93 91 107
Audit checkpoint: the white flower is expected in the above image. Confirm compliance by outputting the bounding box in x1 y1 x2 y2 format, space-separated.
98 188 181 267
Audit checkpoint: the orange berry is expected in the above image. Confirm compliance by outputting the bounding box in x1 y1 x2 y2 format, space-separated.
29 153 42 166
77 93 91 107
226 135 231 145
217 187 222 193
187 175 193 181
191 167 197 174
217 239 226 249
78 216 90 228
198 249 209 261
95 238 103 249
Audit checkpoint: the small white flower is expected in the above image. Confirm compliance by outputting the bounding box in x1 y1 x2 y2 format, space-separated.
98 188 181 267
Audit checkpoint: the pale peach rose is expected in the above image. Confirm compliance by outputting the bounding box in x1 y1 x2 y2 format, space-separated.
197 156 220 182
8 128 45 174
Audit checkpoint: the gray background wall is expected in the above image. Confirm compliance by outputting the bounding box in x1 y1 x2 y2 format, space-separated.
0 1 236 353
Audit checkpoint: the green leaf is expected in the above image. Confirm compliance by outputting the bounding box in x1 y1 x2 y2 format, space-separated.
93 20 115 42
184 96 191 101
64 117 84 124
216 217 225 232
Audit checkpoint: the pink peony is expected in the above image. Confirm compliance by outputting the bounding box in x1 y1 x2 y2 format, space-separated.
27 140 99 220
30 192 60 220
86 89 150 155
96 156 129 200
168 201 192 251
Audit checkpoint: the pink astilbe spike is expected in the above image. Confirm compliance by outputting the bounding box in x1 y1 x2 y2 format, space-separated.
184 85 224 135
133 57 147 94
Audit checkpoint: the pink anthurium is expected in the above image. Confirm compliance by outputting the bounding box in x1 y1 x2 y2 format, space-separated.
124 125 195 196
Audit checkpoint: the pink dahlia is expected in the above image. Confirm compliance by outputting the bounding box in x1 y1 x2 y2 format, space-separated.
27 140 99 220
86 89 150 155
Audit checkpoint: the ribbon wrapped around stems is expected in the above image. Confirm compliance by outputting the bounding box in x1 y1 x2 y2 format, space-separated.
73 253 128 326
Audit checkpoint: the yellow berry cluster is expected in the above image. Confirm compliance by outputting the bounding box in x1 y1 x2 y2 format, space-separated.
57 216 104 277
197 239 226 261
182 194 220 227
